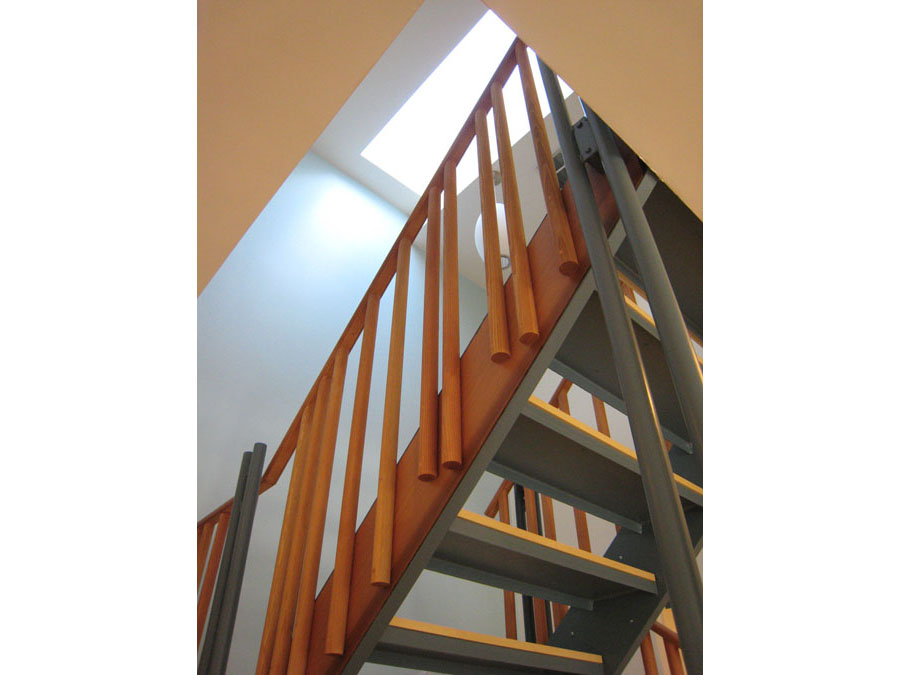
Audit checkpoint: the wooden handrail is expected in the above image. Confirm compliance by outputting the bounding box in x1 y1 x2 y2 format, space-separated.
492 80 539 345
372 236 412 587
198 511 229 646
325 294 380 656
484 479 514 518
288 345 350 674
418 186 441 481
440 162 462 470
475 106 512 363
197 519 214 588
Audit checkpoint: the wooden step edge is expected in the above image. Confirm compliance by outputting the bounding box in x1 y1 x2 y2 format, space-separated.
524 396 703 499
387 616 604 665
457 509 656 584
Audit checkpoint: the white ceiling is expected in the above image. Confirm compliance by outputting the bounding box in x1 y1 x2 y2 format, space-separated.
312 0 582 291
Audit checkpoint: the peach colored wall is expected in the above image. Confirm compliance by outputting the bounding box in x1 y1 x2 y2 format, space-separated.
484 0 702 221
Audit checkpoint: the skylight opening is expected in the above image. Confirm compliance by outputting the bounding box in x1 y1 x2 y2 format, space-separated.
361 11 572 197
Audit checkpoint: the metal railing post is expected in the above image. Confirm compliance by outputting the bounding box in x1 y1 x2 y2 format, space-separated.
198 452 250 673
207 442 266 675
512 484 537 644
538 58 703 674
583 104 703 465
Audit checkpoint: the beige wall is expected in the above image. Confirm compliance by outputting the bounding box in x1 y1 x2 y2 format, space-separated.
485 0 702 221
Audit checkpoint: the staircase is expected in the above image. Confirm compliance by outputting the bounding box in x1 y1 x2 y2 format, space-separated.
197 37 702 675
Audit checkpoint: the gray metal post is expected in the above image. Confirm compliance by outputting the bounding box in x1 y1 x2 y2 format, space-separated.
207 442 267 675
583 104 703 465
198 452 250 674
538 59 703 674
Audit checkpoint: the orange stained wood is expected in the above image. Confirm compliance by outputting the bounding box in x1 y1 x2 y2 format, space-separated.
197 519 214 589
591 395 610 436
522 487 549 643
546 381 592 555
372 237 412 587
256 400 316 672
418 186 441 481
515 41 578 276
440 162 462 470
387 617 603 665
269 391 323 675
639 634 659 675
527 396 703 498
663 637 685 675
484 478 514 518
475 106 511 363
197 511 229 647
495 495 518 640
491 80 539 345
651 621 679 648
287 346 350 675
539 493 568 628
303 163 643 675
325 294 380 656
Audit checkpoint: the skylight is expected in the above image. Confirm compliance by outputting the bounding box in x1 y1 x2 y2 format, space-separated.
361 11 572 197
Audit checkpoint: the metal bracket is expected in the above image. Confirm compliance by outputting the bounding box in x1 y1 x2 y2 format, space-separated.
572 117 604 173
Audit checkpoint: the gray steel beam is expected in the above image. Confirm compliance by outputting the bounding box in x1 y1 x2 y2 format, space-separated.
206 442 267 675
198 452 250 674
539 59 703 674
583 105 703 466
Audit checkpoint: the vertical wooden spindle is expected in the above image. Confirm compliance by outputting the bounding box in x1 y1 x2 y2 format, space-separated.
419 186 441 481
441 162 462 470
491 81 539 344
539 493 567 627
325 295 380 655
515 40 578 275
550 381 592 554
197 511 229 647
639 634 660 675
269 387 324 675
475 108 511 362
372 237 412 586
287 346 350 675
663 637 686 675
255 403 316 673
522 487 549 643
496 494 517 640
591 395 610 436
197 520 214 589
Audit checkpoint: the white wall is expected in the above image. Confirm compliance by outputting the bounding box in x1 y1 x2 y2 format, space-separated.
198 151 495 674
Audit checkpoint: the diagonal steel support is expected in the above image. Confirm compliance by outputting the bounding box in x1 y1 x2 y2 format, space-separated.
582 103 703 466
538 58 703 674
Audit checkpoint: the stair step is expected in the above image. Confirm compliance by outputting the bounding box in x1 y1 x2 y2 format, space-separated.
489 397 702 532
370 617 604 674
614 179 702 338
622 294 702 367
427 510 656 609
551 292 696 453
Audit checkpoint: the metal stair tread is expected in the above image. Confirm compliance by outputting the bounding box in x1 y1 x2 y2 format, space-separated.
369 617 603 674
427 509 656 609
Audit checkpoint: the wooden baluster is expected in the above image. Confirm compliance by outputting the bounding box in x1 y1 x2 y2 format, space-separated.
496 494 518 640
491 81 539 344
539 493 567 627
287 346 350 675
419 186 441 481
639 634 660 675
475 108 511 362
372 237 412 586
197 511 229 646
441 162 462 470
621 279 637 302
515 41 578 276
325 295 380 655
550 380 592 554
522 487 550 643
591 395 610 436
197 520 214 589
663 636 686 675
270 386 324 675
256 401 316 673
